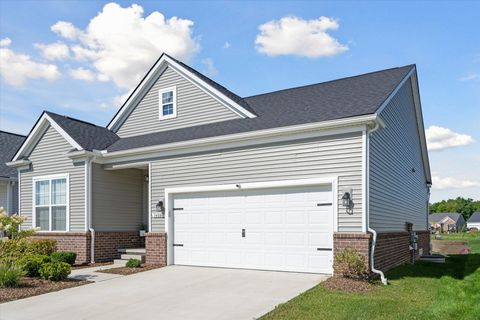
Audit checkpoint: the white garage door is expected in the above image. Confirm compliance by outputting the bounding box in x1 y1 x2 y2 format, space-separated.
172 185 334 274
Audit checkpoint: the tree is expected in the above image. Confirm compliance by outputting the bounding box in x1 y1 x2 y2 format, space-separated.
429 197 480 221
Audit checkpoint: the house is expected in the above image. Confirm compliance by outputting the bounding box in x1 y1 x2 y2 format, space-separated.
467 212 480 230
429 213 466 232
0 131 26 215
7 54 431 275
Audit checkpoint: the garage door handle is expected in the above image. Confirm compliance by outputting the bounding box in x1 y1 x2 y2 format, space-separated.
317 203 332 206
242 229 245 238
173 244 184 247
317 248 332 251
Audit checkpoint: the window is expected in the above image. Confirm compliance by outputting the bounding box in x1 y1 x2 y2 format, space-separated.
33 175 68 231
159 87 177 119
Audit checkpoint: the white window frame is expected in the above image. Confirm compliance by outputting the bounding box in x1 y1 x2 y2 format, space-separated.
32 173 70 232
158 86 177 120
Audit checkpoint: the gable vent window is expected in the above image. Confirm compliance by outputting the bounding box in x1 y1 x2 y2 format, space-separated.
159 87 177 120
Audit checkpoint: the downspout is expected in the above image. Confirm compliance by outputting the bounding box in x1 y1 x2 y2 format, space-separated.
366 120 388 285
86 156 96 264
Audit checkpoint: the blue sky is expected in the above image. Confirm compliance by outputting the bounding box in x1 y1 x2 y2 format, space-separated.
0 1 479 202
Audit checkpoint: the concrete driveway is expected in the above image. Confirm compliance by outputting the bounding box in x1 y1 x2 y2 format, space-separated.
0 266 327 320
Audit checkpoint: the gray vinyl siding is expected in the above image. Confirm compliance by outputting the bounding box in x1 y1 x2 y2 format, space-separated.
117 66 241 138
92 163 143 231
369 80 428 232
19 125 85 231
11 182 19 214
150 132 364 232
0 182 7 212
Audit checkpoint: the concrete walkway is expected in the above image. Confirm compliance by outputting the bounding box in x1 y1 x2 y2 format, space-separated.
0 266 327 320
69 265 124 282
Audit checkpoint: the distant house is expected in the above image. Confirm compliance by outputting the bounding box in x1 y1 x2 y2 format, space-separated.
467 212 480 230
429 213 466 232
0 131 26 214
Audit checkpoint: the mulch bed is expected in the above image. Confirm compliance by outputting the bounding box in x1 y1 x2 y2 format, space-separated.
322 276 378 293
0 277 90 303
72 262 113 270
96 264 163 275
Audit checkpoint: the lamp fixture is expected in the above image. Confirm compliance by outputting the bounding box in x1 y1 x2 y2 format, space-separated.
341 188 354 214
155 200 165 216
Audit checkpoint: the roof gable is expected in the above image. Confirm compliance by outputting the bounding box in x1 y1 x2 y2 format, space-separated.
108 53 257 133
468 212 480 223
115 66 242 137
12 112 118 162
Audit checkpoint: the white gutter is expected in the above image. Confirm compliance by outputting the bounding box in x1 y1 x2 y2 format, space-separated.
85 156 96 263
102 114 379 160
366 120 388 285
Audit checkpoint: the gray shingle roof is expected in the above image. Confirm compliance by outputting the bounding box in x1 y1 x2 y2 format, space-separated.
429 213 462 223
0 131 26 178
107 65 414 152
45 112 119 151
468 212 480 223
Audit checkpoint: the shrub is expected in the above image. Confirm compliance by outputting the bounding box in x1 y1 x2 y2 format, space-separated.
470 228 478 234
0 239 56 262
17 255 50 277
333 248 367 280
0 207 38 239
125 258 141 268
26 239 57 256
51 252 77 265
0 262 25 287
39 262 71 281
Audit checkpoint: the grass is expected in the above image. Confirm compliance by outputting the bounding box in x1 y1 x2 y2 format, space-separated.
436 232 480 253
261 233 480 320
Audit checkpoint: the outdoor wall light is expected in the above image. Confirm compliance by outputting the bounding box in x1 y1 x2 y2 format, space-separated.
342 188 354 214
156 200 165 215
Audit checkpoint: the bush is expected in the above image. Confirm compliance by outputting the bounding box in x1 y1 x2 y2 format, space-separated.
0 262 25 287
125 258 141 268
0 239 56 262
26 239 57 256
17 255 50 277
39 262 71 281
51 252 77 265
0 207 38 240
333 248 367 280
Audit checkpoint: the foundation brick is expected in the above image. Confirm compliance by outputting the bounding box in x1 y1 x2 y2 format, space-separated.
30 232 90 264
94 231 145 262
145 232 167 266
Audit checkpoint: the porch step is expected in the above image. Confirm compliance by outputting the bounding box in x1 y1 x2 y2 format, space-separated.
120 254 146 262
117 248 146 254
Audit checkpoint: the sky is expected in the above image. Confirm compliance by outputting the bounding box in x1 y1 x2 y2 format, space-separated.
0 1 479 202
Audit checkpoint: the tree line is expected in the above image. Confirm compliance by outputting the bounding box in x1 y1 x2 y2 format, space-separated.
429 197 480 220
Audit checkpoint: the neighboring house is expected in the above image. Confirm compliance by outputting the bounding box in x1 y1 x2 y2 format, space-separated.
429 213 466 232
467 212 480 230
7 54 431 274
0 131 26 215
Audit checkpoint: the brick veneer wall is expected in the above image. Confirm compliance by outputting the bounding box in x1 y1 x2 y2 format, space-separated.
416 230 431 257
374 232 411 271
94 231 145 262
30 232 90 264
145 232 167 266
333 233 372 272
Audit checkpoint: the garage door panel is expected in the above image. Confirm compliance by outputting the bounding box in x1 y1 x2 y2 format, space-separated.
173 185 334 274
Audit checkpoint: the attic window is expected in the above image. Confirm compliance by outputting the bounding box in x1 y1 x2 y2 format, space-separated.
159 87 177 120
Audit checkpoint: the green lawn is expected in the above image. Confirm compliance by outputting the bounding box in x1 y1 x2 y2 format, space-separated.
261 234 480 320
436 232 480 253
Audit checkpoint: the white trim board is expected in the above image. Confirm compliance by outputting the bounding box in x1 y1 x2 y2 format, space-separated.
108 54 256 132
164 176 339 266
12 113 83 162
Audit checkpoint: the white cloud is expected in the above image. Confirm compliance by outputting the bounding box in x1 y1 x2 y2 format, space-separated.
255 16 348 58
459 73 479 81
34 42 70 60
432 175 480 190
223 41 231 49
426 125 475 151
201 58 218 77
0 39 60 87
69 67 95 81
0 38 12 47
51 21 81 40
50 2 200 89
